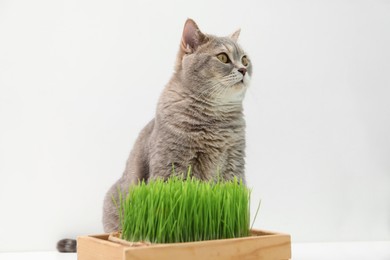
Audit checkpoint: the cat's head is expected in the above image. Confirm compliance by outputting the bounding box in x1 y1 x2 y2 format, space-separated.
176 19 252 105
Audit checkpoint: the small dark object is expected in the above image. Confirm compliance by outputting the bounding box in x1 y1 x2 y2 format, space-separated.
57 238 77 253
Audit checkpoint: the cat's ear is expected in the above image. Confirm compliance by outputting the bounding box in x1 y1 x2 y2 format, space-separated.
229 29 241 42
181 19 207 54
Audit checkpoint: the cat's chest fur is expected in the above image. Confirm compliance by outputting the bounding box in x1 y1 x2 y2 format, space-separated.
188 121 245 180
152 94 246 181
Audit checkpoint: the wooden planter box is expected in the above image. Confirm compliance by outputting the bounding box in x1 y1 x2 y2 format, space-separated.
77 229 291 260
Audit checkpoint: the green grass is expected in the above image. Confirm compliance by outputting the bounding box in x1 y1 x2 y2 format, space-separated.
115 172 258 244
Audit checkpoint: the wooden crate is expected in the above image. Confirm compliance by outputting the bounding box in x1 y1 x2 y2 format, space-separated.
77 229 291 260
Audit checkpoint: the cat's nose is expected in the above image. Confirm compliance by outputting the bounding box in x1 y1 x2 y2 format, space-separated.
238 68 247 76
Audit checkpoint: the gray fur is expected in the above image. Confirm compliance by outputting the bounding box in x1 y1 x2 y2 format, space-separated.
103 19 252 233
57 239 77 253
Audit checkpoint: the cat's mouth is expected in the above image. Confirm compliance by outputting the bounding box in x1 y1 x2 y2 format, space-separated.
232 78 246 88
232 81 246 91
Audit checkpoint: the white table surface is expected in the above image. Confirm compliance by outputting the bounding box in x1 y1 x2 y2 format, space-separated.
1 241 389 260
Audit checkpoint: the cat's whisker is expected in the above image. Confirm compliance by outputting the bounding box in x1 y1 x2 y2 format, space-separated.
197 72 245 103
207 83 227 100
196 81 225 101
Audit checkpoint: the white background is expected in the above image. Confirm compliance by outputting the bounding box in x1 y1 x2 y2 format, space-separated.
0 0 389 252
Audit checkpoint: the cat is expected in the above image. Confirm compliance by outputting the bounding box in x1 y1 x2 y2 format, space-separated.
57 18 252 253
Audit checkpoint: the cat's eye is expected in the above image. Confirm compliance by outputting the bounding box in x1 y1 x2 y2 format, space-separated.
217 53 230 63
242 56 249 66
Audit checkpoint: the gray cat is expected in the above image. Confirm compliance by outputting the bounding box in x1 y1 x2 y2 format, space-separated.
57 18 252 252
